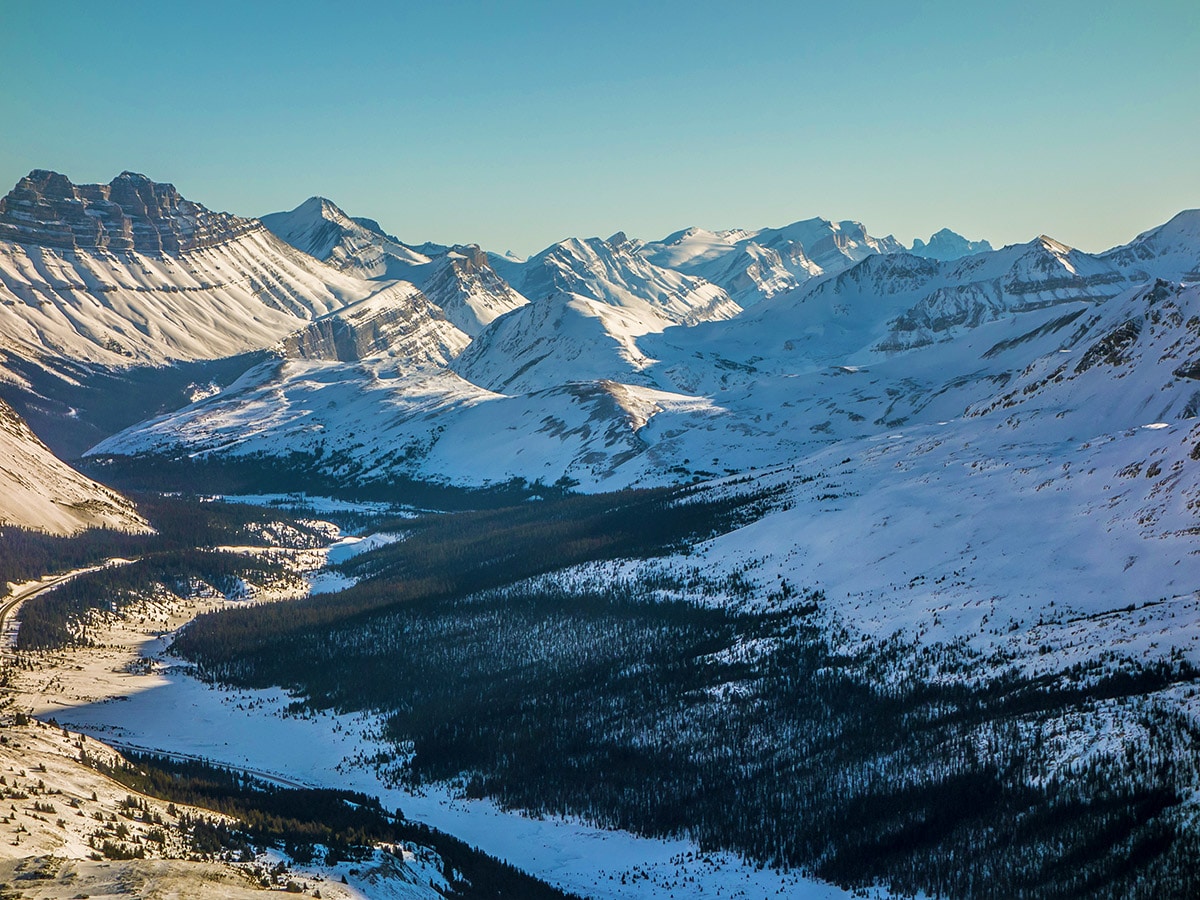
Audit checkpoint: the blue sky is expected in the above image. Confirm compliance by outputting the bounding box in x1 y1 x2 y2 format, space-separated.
2 1 1197 255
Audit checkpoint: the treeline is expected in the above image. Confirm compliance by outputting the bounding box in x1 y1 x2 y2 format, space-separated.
84 450 578 511
87 751 580 899
0 492 330 591
168 480 1200 900
15 549 289 650
173 485 771 663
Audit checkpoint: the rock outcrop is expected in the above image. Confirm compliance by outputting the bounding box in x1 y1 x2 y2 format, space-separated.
0 169 260 254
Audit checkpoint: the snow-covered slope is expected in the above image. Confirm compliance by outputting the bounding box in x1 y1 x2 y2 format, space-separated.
0 398 146 535
658 235 1127 374
640 218 903 306
639 227 817 306
446 231 745 394
450 291 666 393
89 360 717 492
0 172 391 370
87 209 1200 502
909 227 993 260
967 279 1200 430
652 410 1200 672
442 234 741 391
260 196 431 280
1100 209 1200 282
511 235 741 324
404 245 529 336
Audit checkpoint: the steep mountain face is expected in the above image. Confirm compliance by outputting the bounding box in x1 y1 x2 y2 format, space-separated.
639 217 902 306
261 197 431 280
446 235 740 393
877 236 1126 351
1100 208 1200 282
0 169 260 254
281 281 470 365
0 398 147 535
450 290 663 393
640 227 817 306
407 245 528 336
670 235 1128 371
509 234 740 325
262 200 527 336
909 227 993 260
0 172 387 370
967 279 1200 430
754 217 904 271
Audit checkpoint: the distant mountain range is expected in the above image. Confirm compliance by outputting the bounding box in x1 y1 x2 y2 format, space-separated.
0 167 1196 547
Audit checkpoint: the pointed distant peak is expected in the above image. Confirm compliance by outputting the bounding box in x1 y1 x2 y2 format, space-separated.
1036 234 1074 254
294 195 346 218
606 231 642 255
543 235 599 256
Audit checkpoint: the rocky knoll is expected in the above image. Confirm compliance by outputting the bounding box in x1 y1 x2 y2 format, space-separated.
0 169 261 254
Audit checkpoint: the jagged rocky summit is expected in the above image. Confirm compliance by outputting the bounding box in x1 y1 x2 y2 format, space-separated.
0 169 259 254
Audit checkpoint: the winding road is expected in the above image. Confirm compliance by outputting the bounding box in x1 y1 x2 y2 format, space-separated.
0 558 138 657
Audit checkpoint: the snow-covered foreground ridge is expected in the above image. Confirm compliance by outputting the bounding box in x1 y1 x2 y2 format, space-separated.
0 396 147 535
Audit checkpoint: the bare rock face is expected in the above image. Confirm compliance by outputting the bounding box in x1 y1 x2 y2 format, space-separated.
281 282 469 365
0 169 261 254
418 244 529 335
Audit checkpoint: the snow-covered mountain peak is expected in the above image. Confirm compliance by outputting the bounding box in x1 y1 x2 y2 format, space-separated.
639 216 903 306
409 244 529 336
605 231 643 255
909 227 994 260
517 235 740 325
1035 234 1073 255
0 170 407 368
296 195 348 223
755 217 903 265
261 196 430 279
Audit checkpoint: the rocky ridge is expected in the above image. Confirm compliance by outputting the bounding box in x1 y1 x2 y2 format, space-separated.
0 170 260 254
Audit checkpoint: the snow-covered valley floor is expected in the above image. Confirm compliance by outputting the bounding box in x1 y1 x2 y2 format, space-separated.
10 538 881 900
